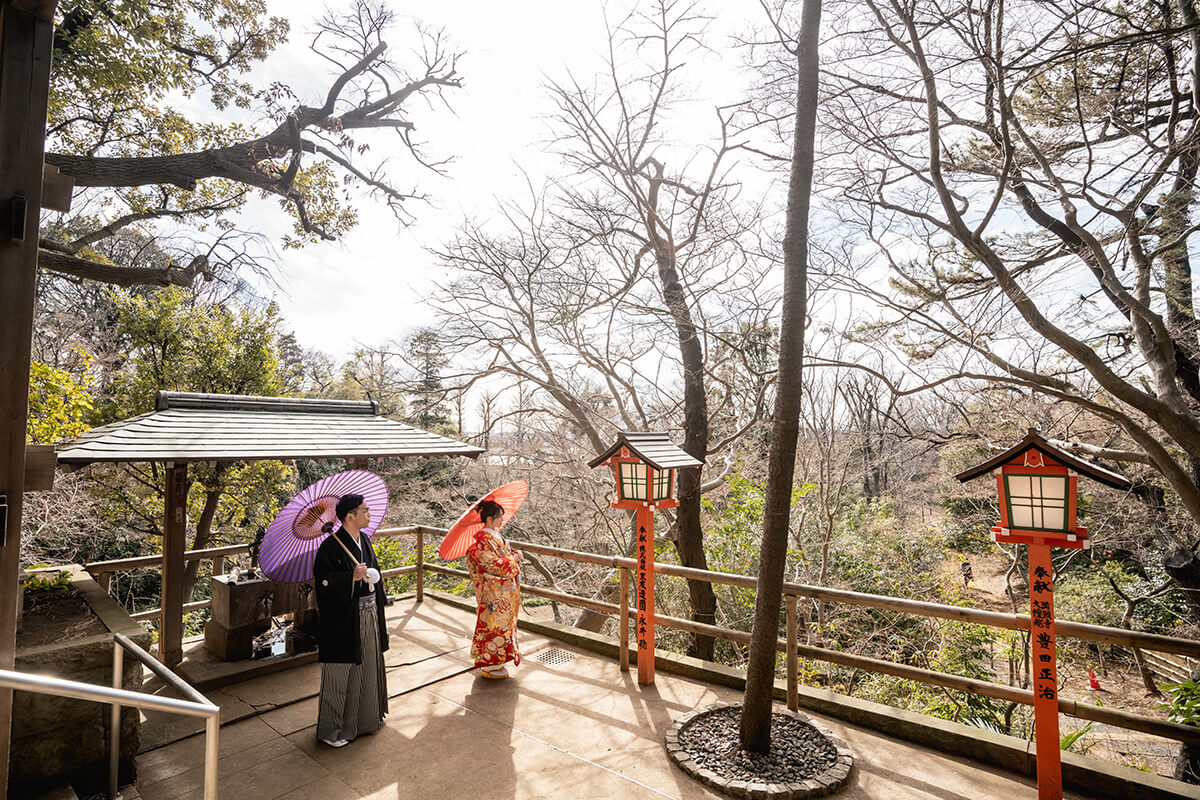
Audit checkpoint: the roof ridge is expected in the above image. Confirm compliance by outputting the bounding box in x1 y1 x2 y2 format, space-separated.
588 430 704 470
156 391 378 415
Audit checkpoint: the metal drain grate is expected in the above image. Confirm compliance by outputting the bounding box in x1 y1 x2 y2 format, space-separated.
533 648 576 666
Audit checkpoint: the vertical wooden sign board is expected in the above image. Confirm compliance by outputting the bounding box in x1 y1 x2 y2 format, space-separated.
636 505 655 686
1028 543 1061 800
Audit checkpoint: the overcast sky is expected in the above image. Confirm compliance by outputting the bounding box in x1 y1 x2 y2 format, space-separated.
241 0 764 359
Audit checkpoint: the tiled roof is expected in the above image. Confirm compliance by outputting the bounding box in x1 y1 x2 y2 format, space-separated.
954 428 1130 490
588 431 704 470
56 391 485 464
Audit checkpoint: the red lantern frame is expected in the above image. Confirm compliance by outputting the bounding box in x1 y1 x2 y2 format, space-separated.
590 433 702 686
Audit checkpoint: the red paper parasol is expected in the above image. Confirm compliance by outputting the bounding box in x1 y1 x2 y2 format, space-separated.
259 470 389 584
439 480 528 561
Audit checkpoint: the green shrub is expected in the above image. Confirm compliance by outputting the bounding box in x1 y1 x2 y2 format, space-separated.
940 497 999 553
1159 679 1200 726
23 567 71 591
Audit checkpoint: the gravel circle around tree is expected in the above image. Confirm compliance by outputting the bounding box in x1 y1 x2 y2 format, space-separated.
665 703 854 799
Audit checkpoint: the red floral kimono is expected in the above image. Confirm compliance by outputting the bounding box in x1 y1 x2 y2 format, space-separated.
466 528 521 668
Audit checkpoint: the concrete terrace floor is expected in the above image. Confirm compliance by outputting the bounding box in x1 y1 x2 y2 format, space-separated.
132 596 1094 800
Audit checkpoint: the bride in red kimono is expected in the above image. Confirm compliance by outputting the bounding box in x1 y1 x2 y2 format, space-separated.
467 499 523 678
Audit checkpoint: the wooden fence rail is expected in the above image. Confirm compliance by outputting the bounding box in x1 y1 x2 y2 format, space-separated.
377 526 1200 659
385 525 1200 747
1143 651 1193 685
87 544 251 594
82 523 1200 747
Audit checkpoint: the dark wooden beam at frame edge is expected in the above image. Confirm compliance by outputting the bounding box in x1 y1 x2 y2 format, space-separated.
0 0 62 794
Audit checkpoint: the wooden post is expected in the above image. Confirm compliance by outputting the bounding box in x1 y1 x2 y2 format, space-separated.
1029 543 1062 800
21 444 54 490
160 463 189 668
415 528 424 603
786 594 798 711
0 0 58 792
213 556 224 576
98 572 112 593
635 506 655 685
619 566 630 672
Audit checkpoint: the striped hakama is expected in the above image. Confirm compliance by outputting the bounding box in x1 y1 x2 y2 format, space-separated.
317 595 388 742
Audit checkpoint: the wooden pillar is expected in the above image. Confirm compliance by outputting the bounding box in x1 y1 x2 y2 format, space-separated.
415 528 424 603
618 566 629 672
0 0 57 793
786 594 798 711
1028 544 1062 800
635 506 655 686
160 463 189 668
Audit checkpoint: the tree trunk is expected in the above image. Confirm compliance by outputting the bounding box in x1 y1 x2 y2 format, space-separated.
573 573 623 631
182 466 228 602
38 248 207 286
740 0 823 754
1130 647 1163 698
47 132 293 190
1167 0 1200 405
675 464 717 660
653 233 717 659
1164 543 1200 622
1118 594 1164 697
1129 482 1200 627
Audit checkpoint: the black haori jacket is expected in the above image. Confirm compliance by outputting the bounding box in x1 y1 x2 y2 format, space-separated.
313 528 390 664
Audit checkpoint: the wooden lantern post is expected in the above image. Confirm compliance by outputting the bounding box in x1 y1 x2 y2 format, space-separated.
590 432 703 686
956 429 1130 800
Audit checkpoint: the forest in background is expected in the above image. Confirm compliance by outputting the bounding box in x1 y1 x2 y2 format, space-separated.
19 0 1200 778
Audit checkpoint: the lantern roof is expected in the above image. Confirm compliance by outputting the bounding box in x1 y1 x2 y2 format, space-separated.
954 429 1131 490
588 431 704 471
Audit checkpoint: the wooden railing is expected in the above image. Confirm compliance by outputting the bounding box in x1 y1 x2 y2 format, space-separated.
83 541 425 625
1143 650 1196 685
83 523 1200 747
375 525 1200 748
87 544 251 622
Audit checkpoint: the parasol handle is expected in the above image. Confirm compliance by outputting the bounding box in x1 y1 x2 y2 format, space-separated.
329 529 366 582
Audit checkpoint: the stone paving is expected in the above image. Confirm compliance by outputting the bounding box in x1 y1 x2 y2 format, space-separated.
131 596 1095 800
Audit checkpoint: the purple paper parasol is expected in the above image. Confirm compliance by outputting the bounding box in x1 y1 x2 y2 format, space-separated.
259 470 390 584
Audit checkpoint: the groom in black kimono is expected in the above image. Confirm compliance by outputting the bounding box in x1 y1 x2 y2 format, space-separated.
313 493 389 747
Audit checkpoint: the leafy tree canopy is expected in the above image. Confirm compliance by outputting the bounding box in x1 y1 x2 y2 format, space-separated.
99 286 284 422
27 354 95 444
43 1 462 286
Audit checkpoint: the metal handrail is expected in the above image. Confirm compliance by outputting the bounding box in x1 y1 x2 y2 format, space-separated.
0 632 219 800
